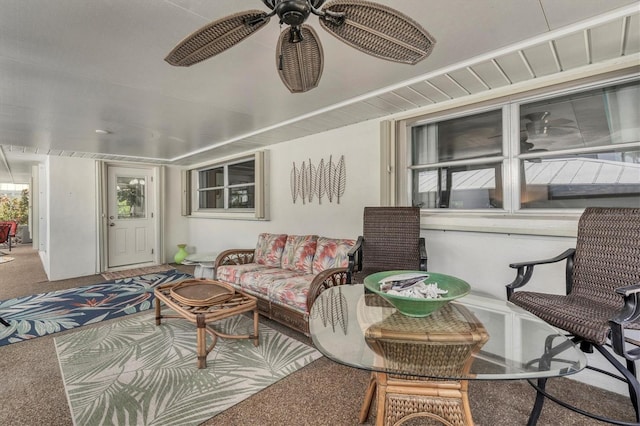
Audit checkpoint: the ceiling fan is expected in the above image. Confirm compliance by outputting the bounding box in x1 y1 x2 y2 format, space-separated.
488 111 578 152
523 112 577 139
165 0 436 93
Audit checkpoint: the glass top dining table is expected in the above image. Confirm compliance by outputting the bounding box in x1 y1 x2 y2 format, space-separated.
309 284 587 381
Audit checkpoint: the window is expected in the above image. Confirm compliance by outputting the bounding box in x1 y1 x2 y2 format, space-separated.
407 79 640 212
197 160 255 209
116 177 146 218
187 151 267 219
411 109 504 209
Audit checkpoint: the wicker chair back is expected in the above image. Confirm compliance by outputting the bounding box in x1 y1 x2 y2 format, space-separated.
361 206 422 271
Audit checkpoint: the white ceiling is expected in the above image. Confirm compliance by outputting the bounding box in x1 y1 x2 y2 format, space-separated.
1 0 639 183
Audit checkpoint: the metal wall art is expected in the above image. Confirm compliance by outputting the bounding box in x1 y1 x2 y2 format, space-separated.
290 154 346 204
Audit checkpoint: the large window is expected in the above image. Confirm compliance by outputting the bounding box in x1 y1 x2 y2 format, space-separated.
187 151 267 219
409 79 640 212
197 160 255 210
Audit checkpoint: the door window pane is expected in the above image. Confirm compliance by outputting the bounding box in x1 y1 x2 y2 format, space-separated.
116 177 146 219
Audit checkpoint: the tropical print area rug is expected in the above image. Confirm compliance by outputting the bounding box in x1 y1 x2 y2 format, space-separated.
0 270 191 346
55 312 322 426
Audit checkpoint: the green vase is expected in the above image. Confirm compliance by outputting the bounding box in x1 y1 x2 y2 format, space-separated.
174 244 188 264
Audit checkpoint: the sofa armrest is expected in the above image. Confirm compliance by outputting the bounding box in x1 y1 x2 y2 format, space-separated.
306 267 349 312
215 249 255 269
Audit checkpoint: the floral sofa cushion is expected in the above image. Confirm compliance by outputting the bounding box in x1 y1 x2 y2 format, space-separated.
281 235 318 274
240 268 305 297
254 233 288 267
217 263 270 286
269 275 317 313
312 237 357 274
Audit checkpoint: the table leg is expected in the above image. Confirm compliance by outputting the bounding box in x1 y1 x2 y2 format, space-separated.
252 308 259 347
196 314 207 369
375 373 388 426
155 296 162 325
359 373 377 424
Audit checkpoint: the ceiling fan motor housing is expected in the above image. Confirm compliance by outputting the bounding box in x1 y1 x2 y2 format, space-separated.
275 0 312 26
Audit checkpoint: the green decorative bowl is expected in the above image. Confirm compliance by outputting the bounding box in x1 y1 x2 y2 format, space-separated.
364 270 471 317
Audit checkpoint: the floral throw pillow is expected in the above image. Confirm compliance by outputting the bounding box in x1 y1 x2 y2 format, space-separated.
254 233 288 267
281 235 318 274
312 237 356 274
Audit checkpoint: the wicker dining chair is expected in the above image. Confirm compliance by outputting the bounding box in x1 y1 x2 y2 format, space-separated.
347 207 427 284
506 207 640 424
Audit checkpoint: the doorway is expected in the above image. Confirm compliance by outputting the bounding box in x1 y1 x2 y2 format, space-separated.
103 164 160 270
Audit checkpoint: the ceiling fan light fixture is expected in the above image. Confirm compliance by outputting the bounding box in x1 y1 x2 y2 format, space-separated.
276 25 324 93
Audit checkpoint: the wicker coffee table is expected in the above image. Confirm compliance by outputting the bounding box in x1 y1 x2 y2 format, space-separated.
154 279 259 369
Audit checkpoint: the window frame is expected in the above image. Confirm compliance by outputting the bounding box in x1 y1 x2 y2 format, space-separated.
392 72 640 236
185 151 268 220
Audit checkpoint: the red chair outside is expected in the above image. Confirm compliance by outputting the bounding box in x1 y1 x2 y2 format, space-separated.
0 220 18 251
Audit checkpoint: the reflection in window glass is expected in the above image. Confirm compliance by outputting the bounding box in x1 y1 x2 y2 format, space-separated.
116 177 146 219
198 188 224 209
196 159 256 210
230 186 255 208
228 161 255 186
413 163 503 209
412 109 503 165
199 168 224 188
408 79 640 211
519 81 640 153
521 150 640 208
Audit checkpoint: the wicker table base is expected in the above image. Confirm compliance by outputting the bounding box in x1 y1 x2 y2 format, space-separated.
357 299 489 426
154 279 259 369
359 373 473 426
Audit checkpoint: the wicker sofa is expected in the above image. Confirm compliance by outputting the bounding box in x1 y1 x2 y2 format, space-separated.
215 233 356 335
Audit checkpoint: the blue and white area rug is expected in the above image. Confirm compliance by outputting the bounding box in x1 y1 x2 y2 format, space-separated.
55 312 322 426
0 270 191 346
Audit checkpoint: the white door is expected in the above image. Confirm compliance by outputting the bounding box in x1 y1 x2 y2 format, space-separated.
107 166 156 268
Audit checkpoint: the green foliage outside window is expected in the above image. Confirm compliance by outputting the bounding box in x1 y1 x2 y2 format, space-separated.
0 189 29 224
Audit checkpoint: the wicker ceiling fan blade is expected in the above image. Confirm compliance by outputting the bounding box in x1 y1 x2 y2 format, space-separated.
276 25 324 93
319 0 435 65
165 10 270 67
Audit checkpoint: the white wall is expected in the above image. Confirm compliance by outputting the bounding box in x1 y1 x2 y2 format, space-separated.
425 229 575 299
43 156 98 280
